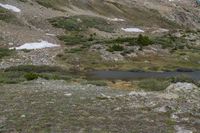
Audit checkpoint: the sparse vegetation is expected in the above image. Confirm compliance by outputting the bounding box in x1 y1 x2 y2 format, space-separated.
105 34 153 47
24 72 39 80
0 65 74 84
137 34 153 46
0 8 16 23
86 80 107 86
49 15 114 32
107 44 124 52
0 48 14 59
138 79 170 91
171 75 200 87
58 34 89 45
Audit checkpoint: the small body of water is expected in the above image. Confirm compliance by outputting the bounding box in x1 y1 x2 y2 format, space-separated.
88 71 200 80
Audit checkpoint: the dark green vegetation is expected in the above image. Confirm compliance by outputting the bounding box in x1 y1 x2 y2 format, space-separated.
0 48 14 59
49 15 114 32
0 65 75 84
107 44 124 52
137 34 153 46
0 7 16 23
105 34 187 49
105 34 154 48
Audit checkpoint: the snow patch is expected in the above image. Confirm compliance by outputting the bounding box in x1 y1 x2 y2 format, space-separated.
107 18 125 22
64 93 72 97
0 3 21 13
121 28 144 33
10 40 59 50
46 33 56 36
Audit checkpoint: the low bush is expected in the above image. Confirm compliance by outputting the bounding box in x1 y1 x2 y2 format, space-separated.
137 34 153 46
5 65 67 74
0 48 14 59
107 44 124 52
24 73 39 81
0 8 15 22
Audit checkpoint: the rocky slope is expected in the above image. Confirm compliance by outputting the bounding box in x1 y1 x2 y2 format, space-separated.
0 79 200 133
0 0 200 133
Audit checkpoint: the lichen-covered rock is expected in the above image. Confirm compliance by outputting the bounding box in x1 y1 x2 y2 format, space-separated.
166 82 198 92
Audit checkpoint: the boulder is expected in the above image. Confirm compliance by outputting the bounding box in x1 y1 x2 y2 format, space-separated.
166 82 198 92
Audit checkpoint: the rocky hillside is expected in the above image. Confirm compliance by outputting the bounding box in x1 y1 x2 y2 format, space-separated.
0 1 200 133
31 0 200 29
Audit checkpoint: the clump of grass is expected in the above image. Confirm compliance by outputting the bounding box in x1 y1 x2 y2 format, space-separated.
5 65 66 73
0 65 74 84
107 44 124 52
0 71 24 84
67 48 82 53
138 79 170 91
106 37 137 44
153 35 186 49
0 48 14 59
106 34 153 47
0 8 16 23
137 34 153 46
24 73 39 80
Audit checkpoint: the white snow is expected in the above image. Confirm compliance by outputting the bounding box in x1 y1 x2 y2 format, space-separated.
46 33 56 36
10 40 59 50
0 3 21 13
64 93 72 97
107 18 125 22
121 28 144 33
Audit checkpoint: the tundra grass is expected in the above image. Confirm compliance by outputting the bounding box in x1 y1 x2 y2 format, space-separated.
0 7 17 23
0 65 75 84
49 15 114 32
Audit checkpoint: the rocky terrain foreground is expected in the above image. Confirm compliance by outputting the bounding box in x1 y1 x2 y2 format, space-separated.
0 0 200 133
0 80 200 133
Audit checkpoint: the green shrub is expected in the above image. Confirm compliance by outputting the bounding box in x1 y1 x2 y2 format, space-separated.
49 17 81 31
138 79 170 91
105 37 138 45
137 34 153 46
67 48 82 53
0 71 24 84
107 44 124 52
0 8 15 22
5 65 67 74
24 73 39 81
0 65 73 84
0 48 14 59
